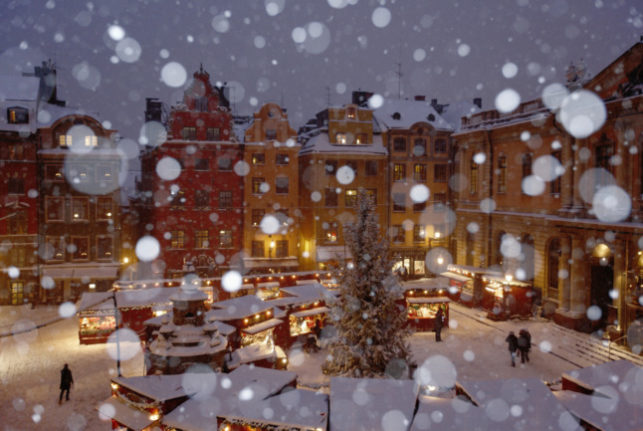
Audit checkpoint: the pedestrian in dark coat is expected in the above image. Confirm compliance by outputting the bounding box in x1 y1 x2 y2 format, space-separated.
434 307 444 342
59 363 74 404
505 331 518 367
518 329 531 363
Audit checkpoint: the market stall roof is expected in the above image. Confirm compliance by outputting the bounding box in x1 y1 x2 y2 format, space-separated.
96 396 155 431
208 295 272 321
553 389 641 431
226 364 296 397
231 344 286 368
406 297 450 304
241 318 283 334
410 396 488 430
77 291 114 312
330 377 418 431
115 287 179 309
169 289 208 302
269 283 336 307
561 360 640 394
456 377 570 430
440 271 471 283
112 374 189 402
291 306 330 318
401 277 452 291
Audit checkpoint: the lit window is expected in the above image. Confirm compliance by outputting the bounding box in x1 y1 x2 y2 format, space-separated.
97 197 113 220
394 163 406 181
71 198 89 221
97 236 113 259
252 209 265 226
7 107 29 124
336 133 348 145
195 230 209 248
219 230 232 248
71 237 89 260
252 153 265 165
345 189 357 207
414 164 426 182
252 177 265 194
413 225 425 242
170 231 185 248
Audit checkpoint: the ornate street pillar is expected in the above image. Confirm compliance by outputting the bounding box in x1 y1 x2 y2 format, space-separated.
569 235 586 317
558 235 571 311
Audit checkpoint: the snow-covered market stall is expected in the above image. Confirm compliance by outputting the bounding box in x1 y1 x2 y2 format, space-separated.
400 278 450 332
77 291 116 344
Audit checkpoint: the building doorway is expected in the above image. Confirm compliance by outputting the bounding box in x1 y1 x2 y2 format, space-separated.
590 264 614 327
11 281 24 305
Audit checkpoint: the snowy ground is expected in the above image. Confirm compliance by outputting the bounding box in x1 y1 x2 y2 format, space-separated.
0 302 637 430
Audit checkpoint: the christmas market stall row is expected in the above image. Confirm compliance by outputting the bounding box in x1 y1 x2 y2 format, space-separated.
398 277 450 332
440 264 535 319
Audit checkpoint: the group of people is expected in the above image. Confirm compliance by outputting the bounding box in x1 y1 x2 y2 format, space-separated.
505 329 532 367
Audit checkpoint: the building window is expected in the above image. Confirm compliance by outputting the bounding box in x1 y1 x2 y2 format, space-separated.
355 133 368 145
8 210 27 234
434 164 447 182
97 197 113 220
392 225 405 243
252 240 264 257
252 153 265 165
434 193 447 203
9 247 27 267
325 188 338 207
434 139 447 154
71 237 89 260
325 160 337 175
551 151 562 195
322 223 339 243
170 231 185 248
413 164 427 182
393 163 406 181
218 157 232 171
470 157 478 194
97 165 115 187
68 164 91 184
345 160 358 176
522 153 532 179
219 230 232 248
251 178 264 195
252 209 265 226
413 201 426 212
206 127 220 140
393 137 406 152
195 158 209 171
276 240 288 258
171 190 185 208
195 230 209 249
7 178 24 195
393 193 406 212
497 154 507 193
46 165 64 181
346 106 356 119
276 177 289 194
219 191 233 208
195 190 209 208
182 127 197 140
58 134 72 148
7 107 29 124
345 189 358 207
365 160 377 176
547 238 561 299
46 236 65 261
265 129 277 140
336 133 348 145
97 236 113 259
46 197 64 221
10 281 24 305
276 153 289 165
596 143 613 171
413 225 425 243
71 198 88 221
276 209 289 225
9 143 24 160
413 138 426 156
466 233 475 266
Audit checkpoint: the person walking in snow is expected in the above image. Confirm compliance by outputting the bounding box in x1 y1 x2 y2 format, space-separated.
518 329 531 363
59 363 74 404
505 331 518 367
434 307 444 342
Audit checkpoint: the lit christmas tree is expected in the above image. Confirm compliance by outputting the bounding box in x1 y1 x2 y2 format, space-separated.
323 190 413 378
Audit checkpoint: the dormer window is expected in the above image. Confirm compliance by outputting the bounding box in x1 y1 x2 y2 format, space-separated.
7 107 29 124
336 133 348 145
346 107 356 119
427 114 435 122
392 112 401 120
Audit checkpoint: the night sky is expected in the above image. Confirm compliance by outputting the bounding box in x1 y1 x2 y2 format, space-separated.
1 0 641 140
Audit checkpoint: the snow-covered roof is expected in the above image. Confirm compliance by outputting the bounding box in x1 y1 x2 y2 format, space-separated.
0 75 39 101
299 132 387 156
207 295 272 321
439 100 482 132
36 102 103 127
401 277 451 292
457 377 570 430
77 291 114 312
112 374 189 402
561 360 640 394
329 377 418 431
553 389 641 431
241 318 283 335
169 289 208 302
225 364 296 398
411 396 485 430
97 396 155 431
268 283 335 307
115 287 179 308
373 98 453 132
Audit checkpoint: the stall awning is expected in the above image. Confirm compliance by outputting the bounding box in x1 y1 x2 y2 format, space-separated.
440 271 470 283
242 318 283 334
291 306 330 318
97 396 154 431
243 257 299 269
406 297 450 304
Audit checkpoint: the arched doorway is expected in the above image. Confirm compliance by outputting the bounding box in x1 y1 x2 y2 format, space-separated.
590 243 614 327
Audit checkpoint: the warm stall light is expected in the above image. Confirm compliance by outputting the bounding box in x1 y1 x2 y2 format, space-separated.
243 318 249 324
110 383 119 391
89 283 96 290
408 290 414 295
122 257 129 264
314 301 319 306
291 275 296 279
280 276 284 280
266 310 272 317
437 257 444 265
434 232 441 239
505 274 513 282
149 412 160 421
254 314 260 320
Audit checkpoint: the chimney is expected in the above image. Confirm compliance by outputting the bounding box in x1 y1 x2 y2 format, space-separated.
414 95 426 101
473 98 482 109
